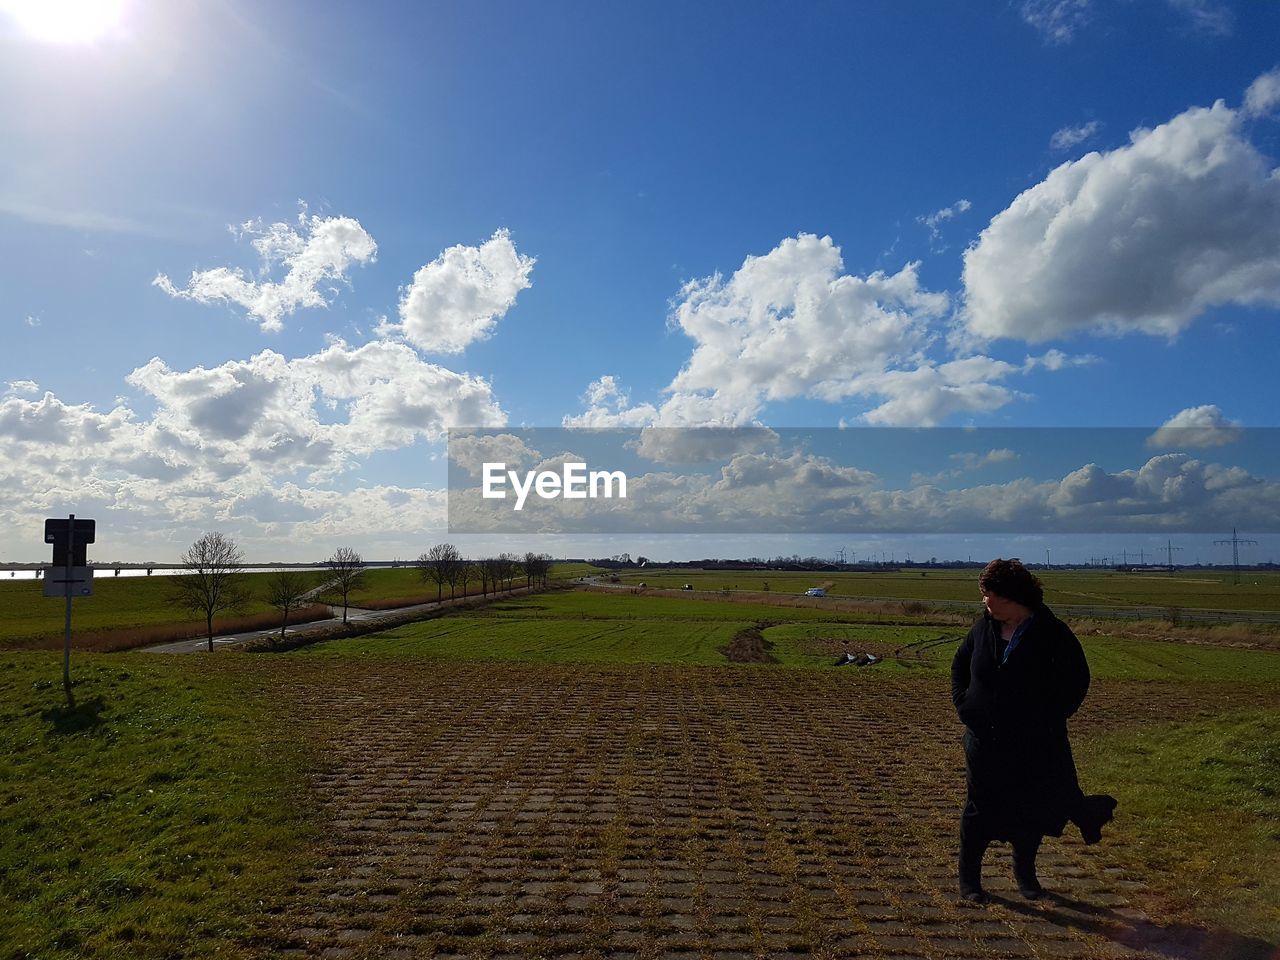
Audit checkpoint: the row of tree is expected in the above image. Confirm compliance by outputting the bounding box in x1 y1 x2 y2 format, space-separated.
415 545 553 600
172 533 371 651
172 533 554 652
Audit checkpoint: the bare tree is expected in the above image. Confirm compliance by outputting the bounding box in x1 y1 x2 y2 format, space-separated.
323 547 366 624
524 552 553 589
481 556 502 596
265 569 314 645
457 558 478 599
418 543 460 602
499 552 521 592
172 532 249 652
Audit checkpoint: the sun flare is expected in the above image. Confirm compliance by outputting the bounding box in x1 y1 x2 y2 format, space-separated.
0 0 128 44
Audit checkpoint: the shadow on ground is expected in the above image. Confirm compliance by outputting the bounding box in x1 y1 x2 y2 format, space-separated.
42 695 106 734
1004 893 1279 960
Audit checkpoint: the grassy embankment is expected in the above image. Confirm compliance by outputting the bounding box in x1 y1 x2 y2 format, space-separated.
0 573 331 652
0 653 312 959
0 562 603 652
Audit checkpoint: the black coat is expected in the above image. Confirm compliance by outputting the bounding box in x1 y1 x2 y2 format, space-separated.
951 606 1090 840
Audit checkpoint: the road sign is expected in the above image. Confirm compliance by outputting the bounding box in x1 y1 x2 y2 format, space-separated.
43 567 94 597
45 518 95 567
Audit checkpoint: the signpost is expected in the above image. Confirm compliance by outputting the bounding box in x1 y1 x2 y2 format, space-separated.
43 515 95 702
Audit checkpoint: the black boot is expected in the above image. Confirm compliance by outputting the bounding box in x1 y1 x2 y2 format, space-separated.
958 831 988 902
1012 836 1043 899
1075 794 1118 845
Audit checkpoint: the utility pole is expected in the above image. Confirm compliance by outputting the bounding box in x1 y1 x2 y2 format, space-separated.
1163 539 1183 571
1214 528 1258 585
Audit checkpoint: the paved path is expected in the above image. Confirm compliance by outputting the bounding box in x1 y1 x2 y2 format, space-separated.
140 589 535 653
244 661 1277 959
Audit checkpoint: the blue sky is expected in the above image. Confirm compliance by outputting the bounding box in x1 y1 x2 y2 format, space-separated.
1 0 1278 564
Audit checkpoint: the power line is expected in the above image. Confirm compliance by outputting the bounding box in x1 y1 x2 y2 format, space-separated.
1213 528 1258 585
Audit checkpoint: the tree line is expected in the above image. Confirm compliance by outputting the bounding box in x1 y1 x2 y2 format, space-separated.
172 532 552 651
415 544 552 602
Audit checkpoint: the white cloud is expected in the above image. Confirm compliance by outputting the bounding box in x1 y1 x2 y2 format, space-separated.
1020 0 1091 44
125 339 506 478
453 443 1280 535
669 235 948 410
1165 0 1233 36
1020 1 1229 44
1021 348 1098 372
153 211 377 332
1147 404 1243 448
918 199 971 247
23 315 41 327
1050 120 1101 151
565 233 1080 430
378 229 534 354
1244 67 1280 118
0 391 135 445
448 433 541 478
852 357 1024 426
963 79 1280 342
563 375 659 428
4 380 39 396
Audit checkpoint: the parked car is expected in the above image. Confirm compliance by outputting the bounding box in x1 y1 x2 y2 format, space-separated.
681 583 693 590
805 587 826 597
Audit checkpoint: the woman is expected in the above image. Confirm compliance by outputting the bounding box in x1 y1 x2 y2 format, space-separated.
950 558 1117 902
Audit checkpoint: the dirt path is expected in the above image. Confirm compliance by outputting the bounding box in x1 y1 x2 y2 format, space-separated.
242 662 1276 959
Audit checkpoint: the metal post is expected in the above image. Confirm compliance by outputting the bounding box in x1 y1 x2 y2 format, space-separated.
63 513 74 702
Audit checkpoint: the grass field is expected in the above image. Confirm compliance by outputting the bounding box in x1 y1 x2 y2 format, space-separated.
611 567 1280 612
0 572 331 650
1075 708 1280 939
0 562 598 650
306 589 1280 682
0 653 313 959
4 583 1279 957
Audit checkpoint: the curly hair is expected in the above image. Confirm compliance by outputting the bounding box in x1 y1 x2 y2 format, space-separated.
978 557 1044 609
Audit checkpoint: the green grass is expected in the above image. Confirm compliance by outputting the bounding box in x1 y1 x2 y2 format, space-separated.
609 567 1280 611
0 571 330 646
764 620 1280 680
1076 708 1280 940
0 654 312 959
305 614 751 665
336 561 602 606
300 589 1280 681
303 590 914 665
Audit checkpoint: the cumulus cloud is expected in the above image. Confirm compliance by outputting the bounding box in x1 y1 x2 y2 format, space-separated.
378 229 534 354
452 446 1280 535
1050 120 1101 151
913 447 1020 485
4 379 39 396
963 78 1280 342
566 233 1081 430
448 432 542 478
126 340 505 478
153 211 377 332
1147 404 1243 449
1244 67 1280 118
